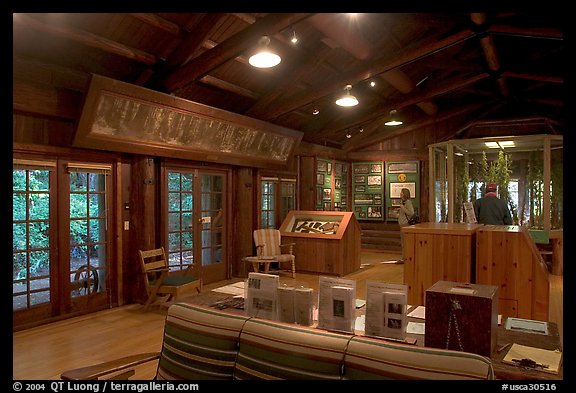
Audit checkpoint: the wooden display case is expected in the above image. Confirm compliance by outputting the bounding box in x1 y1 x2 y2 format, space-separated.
279 211 361 276
402 222 482 306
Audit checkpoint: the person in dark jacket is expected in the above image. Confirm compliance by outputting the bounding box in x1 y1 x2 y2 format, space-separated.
473 183 513 225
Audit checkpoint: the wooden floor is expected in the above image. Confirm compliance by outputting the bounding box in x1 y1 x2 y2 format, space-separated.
13 250 563 380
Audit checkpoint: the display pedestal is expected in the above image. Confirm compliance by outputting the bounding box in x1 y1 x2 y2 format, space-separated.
425 280 498 357
280 211 361 276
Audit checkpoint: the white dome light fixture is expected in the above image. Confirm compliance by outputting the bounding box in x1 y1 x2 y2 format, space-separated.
249 36 281 68
335 84 359 107
384 109 403 126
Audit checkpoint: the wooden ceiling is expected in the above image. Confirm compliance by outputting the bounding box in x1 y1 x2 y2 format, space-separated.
13 12 565 153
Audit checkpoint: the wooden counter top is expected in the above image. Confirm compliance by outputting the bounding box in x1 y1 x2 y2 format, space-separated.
402 222 482 235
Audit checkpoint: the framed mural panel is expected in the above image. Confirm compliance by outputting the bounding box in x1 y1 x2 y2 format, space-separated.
75 75 303 169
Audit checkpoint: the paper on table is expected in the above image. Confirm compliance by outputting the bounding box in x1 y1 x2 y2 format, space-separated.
406 321 425 335
211 281 245 295
505 317 549 335
407 305 425 319
502 343 562 374
355 314 365 332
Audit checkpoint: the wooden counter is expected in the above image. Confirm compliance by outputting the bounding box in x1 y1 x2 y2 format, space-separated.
476 225 550 321
280 211 361 276
402 223 482 306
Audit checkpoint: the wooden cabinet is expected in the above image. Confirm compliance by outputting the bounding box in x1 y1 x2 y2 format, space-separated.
279 211 361 276
476 225 550 321
402 223 482 306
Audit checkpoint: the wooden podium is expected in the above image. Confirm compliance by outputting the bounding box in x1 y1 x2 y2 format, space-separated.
402 222 482 306
279 211 361 276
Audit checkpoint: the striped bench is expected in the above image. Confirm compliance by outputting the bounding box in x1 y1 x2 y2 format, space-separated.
157 303 494 380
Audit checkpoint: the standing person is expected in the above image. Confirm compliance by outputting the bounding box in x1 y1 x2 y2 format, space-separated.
397 188 414 263
473 183 513 225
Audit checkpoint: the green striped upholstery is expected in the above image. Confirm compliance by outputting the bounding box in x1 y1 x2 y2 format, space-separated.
153 303 495 380
235 318 352 380
343 336 494 380
156 303 250 380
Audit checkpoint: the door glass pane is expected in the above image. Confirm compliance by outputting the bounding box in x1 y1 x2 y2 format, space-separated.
12 167 52 310
201 174 223 266
70 171 107 298
167 171 194 271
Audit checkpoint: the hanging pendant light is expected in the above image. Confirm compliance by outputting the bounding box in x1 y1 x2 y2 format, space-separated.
335 84 359 107
385 109 403 126
249 36 281 68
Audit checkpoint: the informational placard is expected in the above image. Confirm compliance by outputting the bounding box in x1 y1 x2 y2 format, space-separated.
317 276 356 333
245 272 279 320
364 281 408 340
294 287 315 326
389 182 416 199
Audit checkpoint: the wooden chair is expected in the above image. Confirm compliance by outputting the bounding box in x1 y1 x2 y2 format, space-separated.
251 229 296 278
138 247 202 311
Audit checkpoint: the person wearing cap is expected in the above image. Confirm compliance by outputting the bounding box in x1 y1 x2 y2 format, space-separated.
473 183 513 225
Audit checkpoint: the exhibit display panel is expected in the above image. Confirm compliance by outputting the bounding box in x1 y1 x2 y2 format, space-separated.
315 158 349 212
351 161 384 220
385 161 420 222
280 211 361 276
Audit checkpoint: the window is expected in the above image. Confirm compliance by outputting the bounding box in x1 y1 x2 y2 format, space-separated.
167 171 194 271
259 176 296 229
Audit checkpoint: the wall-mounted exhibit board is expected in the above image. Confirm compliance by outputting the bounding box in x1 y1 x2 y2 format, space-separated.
280 211 361 276
351 162 384 220
385 161 420 221
315 158 348 211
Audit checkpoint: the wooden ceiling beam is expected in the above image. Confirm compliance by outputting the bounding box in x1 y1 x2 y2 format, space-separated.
14 13 158 65
310 13 438 117
129 13 182 35
257 29 478 121
488 25 563 40
162 13 314 92
344 102 487 152
165 13 228 67
198 75 260 99
502 71 563 84
309 72 491 144
471 13 510 97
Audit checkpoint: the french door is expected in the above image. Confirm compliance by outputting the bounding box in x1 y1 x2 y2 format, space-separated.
13 158 115 329
164 166 227 285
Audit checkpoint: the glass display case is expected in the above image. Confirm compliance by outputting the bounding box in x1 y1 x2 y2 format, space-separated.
428 134 563 232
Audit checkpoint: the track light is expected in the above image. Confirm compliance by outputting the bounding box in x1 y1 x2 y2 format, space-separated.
249 36 281 68
335 85 359 107
291 30 298 44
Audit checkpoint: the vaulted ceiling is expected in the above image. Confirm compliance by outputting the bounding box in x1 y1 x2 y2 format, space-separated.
13 12 565 153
